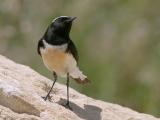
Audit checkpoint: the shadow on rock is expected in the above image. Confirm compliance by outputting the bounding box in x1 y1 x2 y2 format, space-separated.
57 98 102 120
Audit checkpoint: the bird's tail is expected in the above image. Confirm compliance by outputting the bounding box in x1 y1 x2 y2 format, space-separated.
70 67 91 84
73 78 90 84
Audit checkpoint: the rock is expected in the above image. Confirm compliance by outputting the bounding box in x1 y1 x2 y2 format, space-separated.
0 55 159 120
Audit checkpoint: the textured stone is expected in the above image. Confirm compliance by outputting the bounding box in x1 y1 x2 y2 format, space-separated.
0 55 159 120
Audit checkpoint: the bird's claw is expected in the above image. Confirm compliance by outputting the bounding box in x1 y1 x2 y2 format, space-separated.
41 95 52 102
62 102 73 111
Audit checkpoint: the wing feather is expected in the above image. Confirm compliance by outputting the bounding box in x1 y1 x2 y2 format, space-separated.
67 40 79 62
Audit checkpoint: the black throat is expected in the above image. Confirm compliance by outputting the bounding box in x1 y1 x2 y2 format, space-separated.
42 24 71 45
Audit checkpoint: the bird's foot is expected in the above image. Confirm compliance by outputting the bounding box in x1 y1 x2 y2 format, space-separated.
41 95 52 102
63 102 72 111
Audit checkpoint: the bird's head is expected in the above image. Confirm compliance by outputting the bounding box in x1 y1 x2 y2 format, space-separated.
46 16 76 38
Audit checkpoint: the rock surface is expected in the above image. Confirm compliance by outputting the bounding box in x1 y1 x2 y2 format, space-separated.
0 55 159 120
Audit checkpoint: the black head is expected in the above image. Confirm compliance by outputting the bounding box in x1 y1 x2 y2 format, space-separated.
43 16 76 45
50 16 76 38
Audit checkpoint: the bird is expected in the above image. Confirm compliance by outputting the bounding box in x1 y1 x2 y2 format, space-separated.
37 16 90 109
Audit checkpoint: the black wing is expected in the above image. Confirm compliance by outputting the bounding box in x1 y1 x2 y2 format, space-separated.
37 39 44 56
67 40 79 62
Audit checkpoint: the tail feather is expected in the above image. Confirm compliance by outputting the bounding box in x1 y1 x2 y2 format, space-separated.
70 67 91 84
73 78 91 84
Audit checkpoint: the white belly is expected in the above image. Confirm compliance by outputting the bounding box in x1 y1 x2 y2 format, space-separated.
40 47 77 77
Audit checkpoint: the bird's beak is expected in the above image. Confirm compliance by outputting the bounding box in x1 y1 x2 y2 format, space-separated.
70 17 77 21
66 17 77 22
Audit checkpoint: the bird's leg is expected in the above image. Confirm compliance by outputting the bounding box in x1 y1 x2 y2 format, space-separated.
42 72 57 101
63 73 72 110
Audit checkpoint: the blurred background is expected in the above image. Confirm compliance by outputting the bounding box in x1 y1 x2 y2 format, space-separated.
0 0 160 117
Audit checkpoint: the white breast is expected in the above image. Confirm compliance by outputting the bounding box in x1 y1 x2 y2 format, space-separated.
42 39 68 52
40 40 77 77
